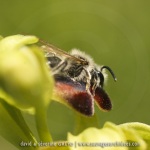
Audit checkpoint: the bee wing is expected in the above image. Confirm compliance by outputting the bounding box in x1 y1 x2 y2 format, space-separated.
39 40 88 65
93 87 112 111
53 74 94 116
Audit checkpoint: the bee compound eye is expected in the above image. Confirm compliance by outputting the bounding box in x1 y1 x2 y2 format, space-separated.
98 72 104 87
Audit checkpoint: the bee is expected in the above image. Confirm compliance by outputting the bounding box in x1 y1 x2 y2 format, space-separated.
39 40 117 116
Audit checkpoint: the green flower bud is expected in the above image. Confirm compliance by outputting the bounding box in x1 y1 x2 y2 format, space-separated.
0 35 54 111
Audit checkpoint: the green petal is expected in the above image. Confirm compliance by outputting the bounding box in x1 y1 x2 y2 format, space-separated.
0 34 38 53
68 122 127 150
119 122 150 149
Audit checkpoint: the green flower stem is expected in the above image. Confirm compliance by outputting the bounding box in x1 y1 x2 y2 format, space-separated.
1 99 37 144
35 101 52 142
74 113 99 134
0 98 35 150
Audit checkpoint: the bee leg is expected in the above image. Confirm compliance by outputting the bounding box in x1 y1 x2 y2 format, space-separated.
91 81 97 96
83 67 91 92
91 71 99 96
52 60 68 74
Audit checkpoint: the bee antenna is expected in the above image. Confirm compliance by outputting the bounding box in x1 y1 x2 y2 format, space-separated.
101 66 117 82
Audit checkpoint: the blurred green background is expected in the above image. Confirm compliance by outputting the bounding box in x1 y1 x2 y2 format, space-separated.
0 0 150 149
